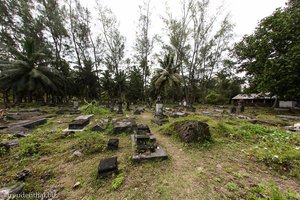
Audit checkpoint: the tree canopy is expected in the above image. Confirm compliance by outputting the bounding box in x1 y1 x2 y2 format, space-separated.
233 1 300 100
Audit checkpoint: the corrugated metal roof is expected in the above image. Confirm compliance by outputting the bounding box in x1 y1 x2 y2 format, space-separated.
232 93 276 100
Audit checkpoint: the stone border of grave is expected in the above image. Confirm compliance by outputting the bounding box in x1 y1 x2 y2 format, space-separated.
130 123 168 162
63 115 94 133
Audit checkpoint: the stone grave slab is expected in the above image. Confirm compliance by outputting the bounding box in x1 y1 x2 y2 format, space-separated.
136 124 151 135
151 118 169 126
97 157 119 179
169 112 188 118
8 126 29 134
0 139 19 150
131 134 168 161
284 123 300 132
276 115 300 120
107 138 119 150
68 119 89 130
75 114 94 121
91 118 110 132
112 118 137 134
0 183 25 200
22 118 47 129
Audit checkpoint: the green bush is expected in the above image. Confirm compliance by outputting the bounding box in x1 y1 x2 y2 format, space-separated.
80 100 110 115
111 173 125 190
18 137 41 157
205 92 227 105
76 131 106 154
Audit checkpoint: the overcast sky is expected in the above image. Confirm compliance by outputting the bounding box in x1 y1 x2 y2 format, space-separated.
81 0 287 56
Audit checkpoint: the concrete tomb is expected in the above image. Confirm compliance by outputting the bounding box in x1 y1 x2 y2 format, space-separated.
97 157 119 179
112 118 137 134
107 138 119 150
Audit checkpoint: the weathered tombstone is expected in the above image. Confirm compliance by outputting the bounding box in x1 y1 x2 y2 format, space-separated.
155 96 164 117
183 99 187 107
97 157 118 179
107 138 119 150
73 98 79 111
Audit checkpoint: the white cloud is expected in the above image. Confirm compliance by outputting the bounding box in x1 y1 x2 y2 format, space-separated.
80 0 287 54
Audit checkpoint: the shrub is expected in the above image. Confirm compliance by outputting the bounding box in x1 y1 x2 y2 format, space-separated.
18 137 40 157
80 100 110 115
76 131 106 154
205 91 227 105
111 174 125 190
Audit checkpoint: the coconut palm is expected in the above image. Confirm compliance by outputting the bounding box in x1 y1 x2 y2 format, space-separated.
152 53 182 96
115 70 127 114
0 38 65 103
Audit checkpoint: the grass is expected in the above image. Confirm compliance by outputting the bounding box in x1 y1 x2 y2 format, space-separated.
0 105 299 199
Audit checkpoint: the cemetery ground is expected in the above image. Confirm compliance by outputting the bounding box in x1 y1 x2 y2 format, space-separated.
0 105 300 199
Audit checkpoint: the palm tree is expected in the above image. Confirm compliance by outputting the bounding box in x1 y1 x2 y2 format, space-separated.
115 70 127 114
100 70 115 109
0 38 65 103
152 53 182 97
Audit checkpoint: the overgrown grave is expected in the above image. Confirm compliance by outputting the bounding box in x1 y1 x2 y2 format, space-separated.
131 123 168 161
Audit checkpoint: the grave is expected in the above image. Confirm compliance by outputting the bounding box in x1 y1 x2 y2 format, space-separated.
107 138 119 150
284 123 300 132
169 112 188 118
131 134 168 161
8 126 29 135
91 124 105 132
135 135 157 153
0 139 19 150
133 107 144 115
131 124 168 161
276 115 300 120
14 169 31 181
151 96 169 126
74 115 94 121
151 118 169 126
97 157 119 179
136 124 151 135
0 183 25 200
63 115 94 133
112 118 137 134
69 119 89 130
92 118 110 132
22 118 47 129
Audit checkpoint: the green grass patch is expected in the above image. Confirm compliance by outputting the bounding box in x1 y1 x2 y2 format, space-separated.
74 131 106 154
80 100 110 115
